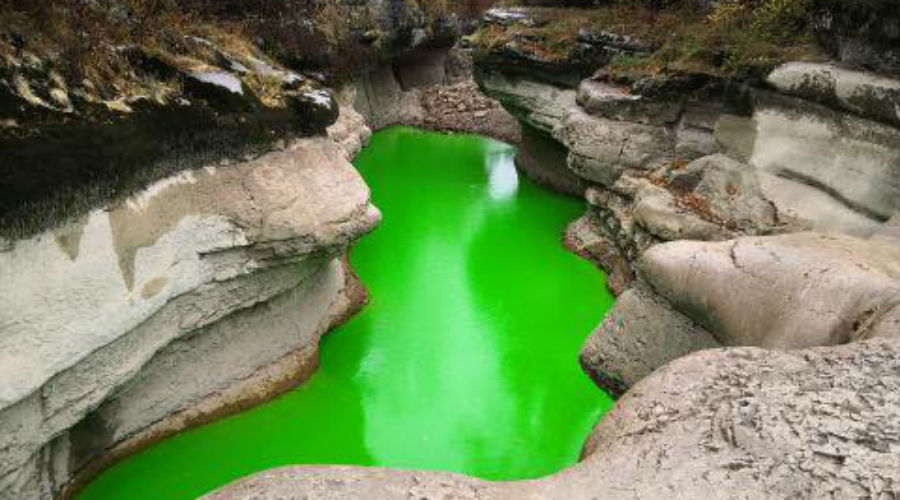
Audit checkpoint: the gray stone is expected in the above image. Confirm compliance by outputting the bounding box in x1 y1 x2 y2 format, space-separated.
353 63 423 130
668 154 779 233
767 62 900 126
757 170 883 237
482 8 535 27
478 71 576 133
0 110 379 499
639 232 900 348
632 184 731 241
516 124 586 196
555 109 672 186
563 213 633 295
202 339 900 500
579 284 721 397
750 91 900 221
675 125 718 160
576 78 682 125
393 49 448 90
713 114 756 162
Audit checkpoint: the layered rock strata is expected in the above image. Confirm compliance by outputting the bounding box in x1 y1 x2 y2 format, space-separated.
351 47 521 143
478 58 899 292
0 112 379 499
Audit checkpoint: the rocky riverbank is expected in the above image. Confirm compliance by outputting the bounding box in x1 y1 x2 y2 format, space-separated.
198 3 900 500
0 1 512 497
2 1 899 499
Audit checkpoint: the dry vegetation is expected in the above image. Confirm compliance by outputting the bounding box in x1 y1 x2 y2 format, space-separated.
0 0 493 90
473 0 853 76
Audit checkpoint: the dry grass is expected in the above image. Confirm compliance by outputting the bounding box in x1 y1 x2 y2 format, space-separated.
473 0 824 76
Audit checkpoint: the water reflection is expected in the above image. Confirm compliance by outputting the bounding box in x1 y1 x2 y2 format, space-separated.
485 143 519 201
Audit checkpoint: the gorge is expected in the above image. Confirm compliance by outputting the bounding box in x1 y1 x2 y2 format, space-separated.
75 127 615 500
1 1 899 499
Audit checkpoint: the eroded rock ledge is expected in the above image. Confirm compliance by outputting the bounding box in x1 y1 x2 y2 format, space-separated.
0 24 518 497
0 104 379 499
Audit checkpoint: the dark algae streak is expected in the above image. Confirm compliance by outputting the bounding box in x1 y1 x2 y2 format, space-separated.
78 127 615 500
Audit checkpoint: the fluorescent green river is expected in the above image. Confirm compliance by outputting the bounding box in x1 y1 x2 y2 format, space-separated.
78 127 615 500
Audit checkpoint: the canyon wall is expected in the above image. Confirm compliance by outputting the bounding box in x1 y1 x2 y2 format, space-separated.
2 2 898 499
0 104 379 499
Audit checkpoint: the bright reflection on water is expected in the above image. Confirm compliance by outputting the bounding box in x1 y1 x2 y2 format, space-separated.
77 127 616 500
485 142 519 201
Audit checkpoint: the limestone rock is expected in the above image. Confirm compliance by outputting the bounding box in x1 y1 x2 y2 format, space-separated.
639 232 900 348
483 8 535 27
478 71 576 133
766 62 900 127
353 63 423 130
674 125 718 160
579 284 721 397
577 78 682 125
563 213 632 295
667 154 780 234
516 124 586 196
0 126 380 499
555 109 672 186
202 339 900 500
576 338 900 500
756 170 883 237
750 91 900 221
632 184 730 241
713 114 756 162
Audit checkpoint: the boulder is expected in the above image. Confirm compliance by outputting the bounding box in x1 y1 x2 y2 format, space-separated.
639 232 900 348
579 284 721 397
667 154 780 234
576 338 900 500
632 184 730 241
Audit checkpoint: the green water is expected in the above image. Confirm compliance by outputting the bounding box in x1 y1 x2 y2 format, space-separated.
78 127 615 500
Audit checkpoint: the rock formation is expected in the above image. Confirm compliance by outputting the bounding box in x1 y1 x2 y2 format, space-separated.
200 4 899 500
0 2 515 498
2 1 899 499
0 110 380 499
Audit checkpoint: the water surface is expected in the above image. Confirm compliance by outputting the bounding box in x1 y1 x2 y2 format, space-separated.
79 127 615 500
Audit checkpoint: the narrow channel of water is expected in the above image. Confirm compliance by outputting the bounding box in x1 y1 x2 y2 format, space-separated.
78 127 615 500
